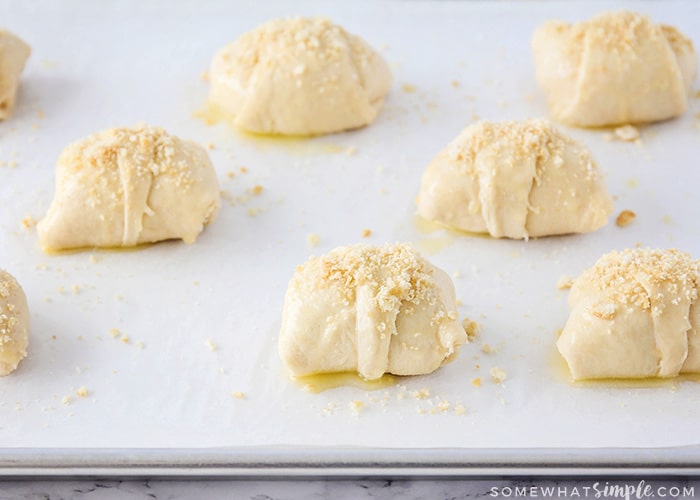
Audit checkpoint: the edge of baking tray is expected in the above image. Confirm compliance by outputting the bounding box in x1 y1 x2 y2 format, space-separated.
0 447 699 478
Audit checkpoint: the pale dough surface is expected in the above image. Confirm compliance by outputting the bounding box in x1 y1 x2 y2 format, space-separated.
0 270 29 376
279 243 467 380
558 248 700 380
37 125 220 251
532 11 697 127
417 119 612 239
209 17 392 136
0 30 30 120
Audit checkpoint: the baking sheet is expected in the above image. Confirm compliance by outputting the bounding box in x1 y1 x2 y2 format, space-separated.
0 0 699 462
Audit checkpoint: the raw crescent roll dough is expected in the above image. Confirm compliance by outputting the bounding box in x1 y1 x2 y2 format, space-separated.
0 270 29 376
209 17 392 136
37 125 220 251
417 119 613 239
533 11 697 126
0 30 30 120
279 243 467 380
558 248 700 380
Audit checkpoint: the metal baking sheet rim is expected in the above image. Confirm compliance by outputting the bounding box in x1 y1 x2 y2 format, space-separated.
0 447 699 477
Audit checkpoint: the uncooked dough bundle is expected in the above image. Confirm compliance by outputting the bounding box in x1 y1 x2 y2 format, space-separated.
416 119 613 239
37 125 220 251
532 11 697 127
0 30 30 120
209 17 392 136
558 248 700 380
279 243 467 380
0 270 29 376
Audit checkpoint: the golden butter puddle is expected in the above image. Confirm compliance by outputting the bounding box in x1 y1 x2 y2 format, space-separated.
549 342 700 389
413 215 489 255
42 242 157 256
194 102 352 155
292 372 399 393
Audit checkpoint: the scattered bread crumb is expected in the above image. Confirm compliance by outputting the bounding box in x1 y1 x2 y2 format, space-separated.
481 343 492 354
454 404 467 416
232 391 245 400
240 166 248 173
471 377 482 387
206 142 215 150
61 396 71 406
556 275 574 290
451 80 460 88
346 146 357 156
306 233 320 248
136 341 145 349
412 388 431 400
401 83 417 93
614 125 641 142
436 400 450 413
109 328 120 339
350 400 364 415
200 71 209 82
120 335 129 344
71 284 80 295
21 216 36 229
361 229 372 238
76 387 88 398
251 185 263 195
616 209 636 227
490 367 507 384
462 318 481 341
206 339 218 351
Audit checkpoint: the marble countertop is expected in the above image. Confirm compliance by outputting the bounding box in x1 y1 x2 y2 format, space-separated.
1 478 699 499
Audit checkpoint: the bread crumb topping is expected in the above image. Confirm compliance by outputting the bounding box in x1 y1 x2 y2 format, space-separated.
448 120 597 183
316 243 441 315
577 248 699 312
0 274 23 356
